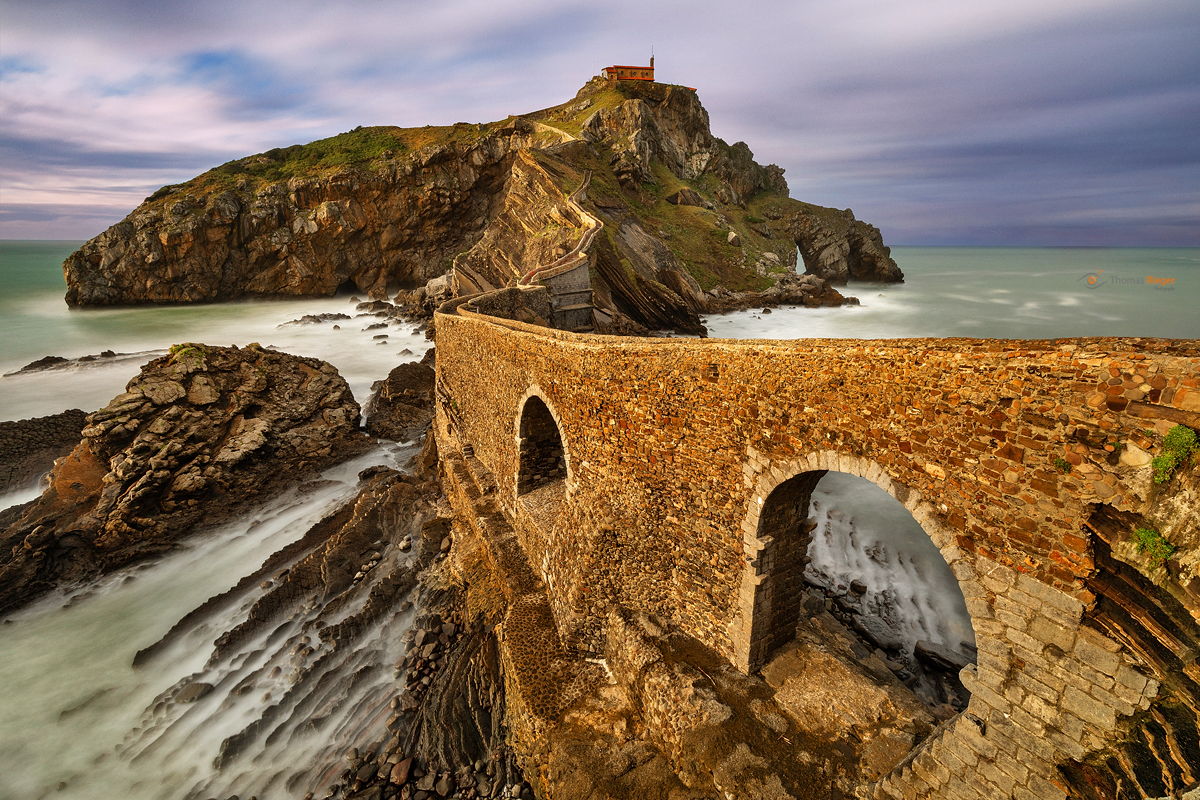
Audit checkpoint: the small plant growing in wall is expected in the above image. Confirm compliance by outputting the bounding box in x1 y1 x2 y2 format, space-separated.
1132 526 1175 570
1054 457 1072 474
1152 424 1198 484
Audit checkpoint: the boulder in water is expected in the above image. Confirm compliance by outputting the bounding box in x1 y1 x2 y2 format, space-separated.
363 350 435 443
0 343 371 614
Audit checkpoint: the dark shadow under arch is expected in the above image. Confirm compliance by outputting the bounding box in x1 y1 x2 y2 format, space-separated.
516 396 566 495
748 470 827 661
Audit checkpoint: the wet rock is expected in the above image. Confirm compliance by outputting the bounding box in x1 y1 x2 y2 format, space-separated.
363 358 436 444
176 682 214 703
914 640 972 673
852 616 904 651
0 409 88 494
390 757 415 784
278 312 350 326
15 355 69 372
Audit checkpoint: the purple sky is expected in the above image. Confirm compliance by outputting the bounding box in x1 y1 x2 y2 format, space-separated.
1 0 1197 244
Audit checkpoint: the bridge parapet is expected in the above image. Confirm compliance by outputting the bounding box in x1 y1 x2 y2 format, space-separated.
433 300 1199 798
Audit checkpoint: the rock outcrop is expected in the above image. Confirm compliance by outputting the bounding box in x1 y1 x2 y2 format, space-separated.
0 343 370 613
0 409 88 494
705 272 855 313
580 80 788 202
364 349 437 443
788 209 903 285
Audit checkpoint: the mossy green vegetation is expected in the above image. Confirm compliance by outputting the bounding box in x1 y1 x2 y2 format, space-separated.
1132 526 1176 569
167 343 206 368
1152 425 1198 484
1054 457 1072 474
145 122 497 203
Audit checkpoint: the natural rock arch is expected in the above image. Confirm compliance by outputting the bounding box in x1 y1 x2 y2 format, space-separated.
514 387 572 498
733 450 981 674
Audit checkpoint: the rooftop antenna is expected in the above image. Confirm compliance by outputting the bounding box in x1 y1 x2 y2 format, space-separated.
651 45 655 70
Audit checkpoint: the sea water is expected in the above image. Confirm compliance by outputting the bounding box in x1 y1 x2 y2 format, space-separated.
0 241 432 423
704 246 1200 341
0 242 1196 797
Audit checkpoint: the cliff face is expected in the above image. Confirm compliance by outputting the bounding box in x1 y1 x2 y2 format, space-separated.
63 124 551 306
63 79 900 327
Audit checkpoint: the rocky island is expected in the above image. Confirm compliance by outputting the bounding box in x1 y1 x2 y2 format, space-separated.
62 77 901 335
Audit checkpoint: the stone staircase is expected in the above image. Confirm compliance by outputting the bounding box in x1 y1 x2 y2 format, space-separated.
519 171 601 333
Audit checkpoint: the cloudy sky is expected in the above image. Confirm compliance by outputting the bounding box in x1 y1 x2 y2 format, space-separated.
1 0 1196 244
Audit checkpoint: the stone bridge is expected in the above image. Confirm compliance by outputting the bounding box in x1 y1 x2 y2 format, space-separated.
432 298 1200 800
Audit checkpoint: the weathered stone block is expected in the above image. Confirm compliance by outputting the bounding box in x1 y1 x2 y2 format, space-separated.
1072 637 1122 678
1114 663 1149 693
1028 616 1076 651
1016 574 1083 619
1062 686 1116 728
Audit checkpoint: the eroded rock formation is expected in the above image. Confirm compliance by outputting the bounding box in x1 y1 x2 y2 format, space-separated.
788 208 904 285
0 343 370 613
364 349 437 444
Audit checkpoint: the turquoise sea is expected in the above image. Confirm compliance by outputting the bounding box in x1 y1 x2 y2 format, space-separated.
705 246 1200 340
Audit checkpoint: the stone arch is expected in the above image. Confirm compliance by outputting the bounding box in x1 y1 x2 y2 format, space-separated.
514 386 572 497
732 449 980 674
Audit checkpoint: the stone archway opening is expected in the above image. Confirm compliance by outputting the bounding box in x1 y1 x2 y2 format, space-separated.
746 468 977 714
516 396 567 496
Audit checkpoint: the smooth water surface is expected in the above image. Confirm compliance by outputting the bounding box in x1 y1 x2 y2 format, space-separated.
706 247 1200 341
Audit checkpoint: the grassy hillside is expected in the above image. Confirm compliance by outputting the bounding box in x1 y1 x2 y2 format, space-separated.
146 121 501 203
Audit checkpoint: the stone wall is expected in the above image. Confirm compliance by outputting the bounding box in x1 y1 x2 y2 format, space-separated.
433 303 1200 798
